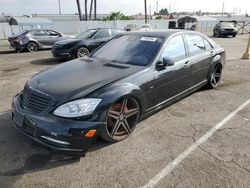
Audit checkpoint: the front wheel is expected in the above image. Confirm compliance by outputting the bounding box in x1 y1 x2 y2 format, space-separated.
76 47 89 58
207 64 222 89
101 97 140 142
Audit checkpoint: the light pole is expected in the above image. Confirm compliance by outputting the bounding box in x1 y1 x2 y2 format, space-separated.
58 0 62 14
144 0 148 23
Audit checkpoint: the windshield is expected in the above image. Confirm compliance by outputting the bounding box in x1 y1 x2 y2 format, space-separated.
220 22 234 28
92 35 163 66
76 29 98 40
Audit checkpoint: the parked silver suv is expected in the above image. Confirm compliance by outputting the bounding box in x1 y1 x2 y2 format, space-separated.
8 29 68 52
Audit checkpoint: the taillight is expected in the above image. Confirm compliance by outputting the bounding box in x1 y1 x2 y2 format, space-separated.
13 37 20 42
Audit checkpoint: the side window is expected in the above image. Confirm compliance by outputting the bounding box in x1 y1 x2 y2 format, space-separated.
31 30 46 36
185 34 205 56
161 35 186 62
47 30 60 36
94 30 110 39
203 39 212 51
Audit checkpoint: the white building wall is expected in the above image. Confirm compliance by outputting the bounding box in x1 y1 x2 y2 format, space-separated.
0 19 218 40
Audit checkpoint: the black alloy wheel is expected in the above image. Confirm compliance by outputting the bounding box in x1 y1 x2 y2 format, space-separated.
102 97 140 142
208 64 222 89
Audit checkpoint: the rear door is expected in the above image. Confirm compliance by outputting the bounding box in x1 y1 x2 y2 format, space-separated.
184 34 213 86
30 30 48 46
152 34 192 106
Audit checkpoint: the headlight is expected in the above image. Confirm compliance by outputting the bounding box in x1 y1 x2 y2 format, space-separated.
53 98 102 118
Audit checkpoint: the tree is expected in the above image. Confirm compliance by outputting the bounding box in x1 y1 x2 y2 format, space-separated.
85 0 88 20
102 12 131 21
155 15 163 19
94 0 97 20
76 0 83 21
89 0 93 20
158 8 169 15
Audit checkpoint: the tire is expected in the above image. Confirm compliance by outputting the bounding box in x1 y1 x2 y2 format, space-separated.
233 34 236 37
100 97 140 143
76 47 90 58
27 41 38 52
207 63 222 89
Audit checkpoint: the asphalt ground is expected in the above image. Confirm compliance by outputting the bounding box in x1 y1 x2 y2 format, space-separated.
0 34 250 188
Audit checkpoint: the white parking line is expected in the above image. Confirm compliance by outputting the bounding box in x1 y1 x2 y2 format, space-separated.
0 71 38 80
142 98 250 188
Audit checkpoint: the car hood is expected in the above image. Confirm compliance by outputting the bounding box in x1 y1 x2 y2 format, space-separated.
28 58 144 101
54 38 82 46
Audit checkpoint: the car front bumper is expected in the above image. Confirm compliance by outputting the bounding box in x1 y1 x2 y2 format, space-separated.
52 48 72 59
11 94 105 155
220 30 237 36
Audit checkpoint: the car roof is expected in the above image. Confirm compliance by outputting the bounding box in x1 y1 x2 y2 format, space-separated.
123 29 200 38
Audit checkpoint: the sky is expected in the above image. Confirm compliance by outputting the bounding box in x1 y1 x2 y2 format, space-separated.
0 0 249 16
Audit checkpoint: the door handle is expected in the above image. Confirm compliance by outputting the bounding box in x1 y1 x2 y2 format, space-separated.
184 60 191 68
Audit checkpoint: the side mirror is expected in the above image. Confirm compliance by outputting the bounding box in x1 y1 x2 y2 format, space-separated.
156 57 174 70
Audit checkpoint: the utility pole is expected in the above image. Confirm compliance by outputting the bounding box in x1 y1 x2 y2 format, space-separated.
58 0 61 14
144 0 148 23
222 2 225 17
149 4 151 20
156 1 159 14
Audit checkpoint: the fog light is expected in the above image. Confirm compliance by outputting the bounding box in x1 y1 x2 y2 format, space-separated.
85 130 96 138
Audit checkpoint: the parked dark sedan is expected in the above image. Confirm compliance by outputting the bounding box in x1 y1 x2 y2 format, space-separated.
8 29 68 52
52 28 123 59
12 30 225 154
213 22 237 37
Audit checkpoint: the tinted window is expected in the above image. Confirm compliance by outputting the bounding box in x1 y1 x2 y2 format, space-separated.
76 29 98 40
47 30 60 36
31 30 46 36
94 30 110 39
161 35 186 61
185 34 205 56
220 22 234 28
92 35 163 66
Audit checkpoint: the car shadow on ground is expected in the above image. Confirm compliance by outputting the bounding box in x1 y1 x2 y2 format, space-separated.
0 50 17 55
30 57 68 65
0 113 111 179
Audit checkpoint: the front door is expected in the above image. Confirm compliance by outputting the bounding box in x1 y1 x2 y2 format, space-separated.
151 34 192 107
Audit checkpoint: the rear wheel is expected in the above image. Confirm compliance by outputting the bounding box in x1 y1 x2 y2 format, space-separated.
101 97 140 142
207 63 222 89
76 47 89 58
27 42 38 52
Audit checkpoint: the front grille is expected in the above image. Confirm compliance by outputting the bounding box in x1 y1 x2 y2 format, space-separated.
21 85 51 113
225 29 234 31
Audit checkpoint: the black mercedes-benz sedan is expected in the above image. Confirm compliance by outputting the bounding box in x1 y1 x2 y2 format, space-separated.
12 30 225 154
52 28 123 59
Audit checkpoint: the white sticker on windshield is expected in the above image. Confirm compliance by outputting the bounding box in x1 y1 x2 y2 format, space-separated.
140 37 157 42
